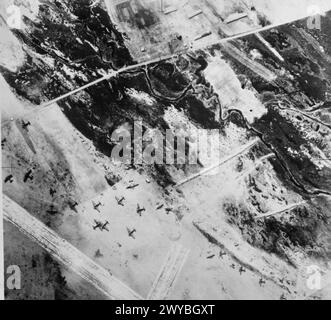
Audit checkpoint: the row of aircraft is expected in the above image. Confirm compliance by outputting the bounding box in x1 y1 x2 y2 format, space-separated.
3 120 151 240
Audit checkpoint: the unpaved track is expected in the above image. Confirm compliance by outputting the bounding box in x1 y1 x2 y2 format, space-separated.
148 244 190 300
3 194 143 300
176 138 260 187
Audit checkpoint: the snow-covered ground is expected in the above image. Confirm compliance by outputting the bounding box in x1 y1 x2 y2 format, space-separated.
204 56 268 123
2 77 325 298
2 0 331 300
0 22 25 72
248 0 331 24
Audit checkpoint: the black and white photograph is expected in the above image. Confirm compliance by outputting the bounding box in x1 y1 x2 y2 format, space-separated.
1 0 331 304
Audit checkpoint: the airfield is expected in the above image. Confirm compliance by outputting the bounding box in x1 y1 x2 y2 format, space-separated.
1 0 331 300
104 0 331 62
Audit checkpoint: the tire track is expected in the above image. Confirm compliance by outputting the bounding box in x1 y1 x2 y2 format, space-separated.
3 194 143 300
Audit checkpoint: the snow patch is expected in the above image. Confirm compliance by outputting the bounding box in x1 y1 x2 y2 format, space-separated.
204 58 267 123
126 88 156 107
0 0 40 29
0 22 25 72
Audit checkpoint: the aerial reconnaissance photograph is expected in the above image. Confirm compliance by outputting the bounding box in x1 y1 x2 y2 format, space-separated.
1 0 331 304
